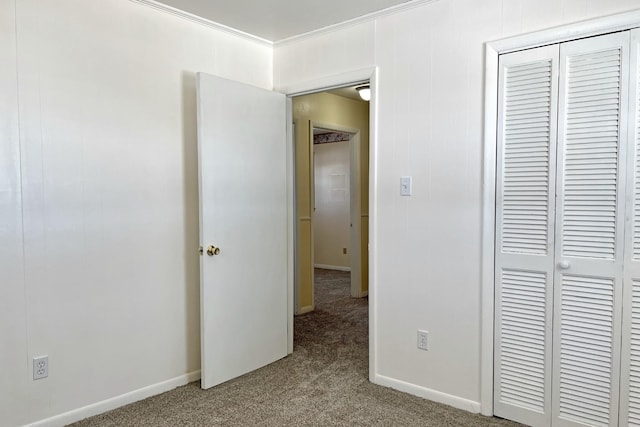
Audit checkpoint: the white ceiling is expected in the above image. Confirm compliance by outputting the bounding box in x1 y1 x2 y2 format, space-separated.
153 0 412 42
329 85 367 102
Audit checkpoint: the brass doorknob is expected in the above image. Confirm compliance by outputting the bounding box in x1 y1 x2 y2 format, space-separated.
206 245 221 256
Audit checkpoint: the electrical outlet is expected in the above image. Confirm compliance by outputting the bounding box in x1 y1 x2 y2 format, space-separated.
343 247 347 255
33 356 48 380
417 330 429 351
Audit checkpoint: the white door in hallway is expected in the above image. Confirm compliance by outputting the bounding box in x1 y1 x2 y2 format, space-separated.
197 72 289 389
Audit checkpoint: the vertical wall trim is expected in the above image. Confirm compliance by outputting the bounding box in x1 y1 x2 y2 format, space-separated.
369 67 379 382
480 41 498 417
286 97 294 355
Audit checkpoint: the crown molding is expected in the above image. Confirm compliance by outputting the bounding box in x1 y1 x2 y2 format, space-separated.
274 0 439 46
129 0 273 47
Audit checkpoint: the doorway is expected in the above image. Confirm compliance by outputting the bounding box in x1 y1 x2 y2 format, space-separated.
312 124 363 299
291 86 370 315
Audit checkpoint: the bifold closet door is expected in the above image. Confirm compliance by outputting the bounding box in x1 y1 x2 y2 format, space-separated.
552 31 629 427
621 28 640 427
495 31 632 427
494 44 559 427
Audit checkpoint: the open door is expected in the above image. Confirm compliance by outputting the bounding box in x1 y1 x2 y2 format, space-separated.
196 73 289 389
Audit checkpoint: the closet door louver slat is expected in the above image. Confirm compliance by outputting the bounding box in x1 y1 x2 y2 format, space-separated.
560 46 622 260
499 269 547 412
621 283 640 426
558 275 615 426
494 45 559 427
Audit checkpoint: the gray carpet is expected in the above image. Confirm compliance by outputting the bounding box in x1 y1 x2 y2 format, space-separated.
70 269 521 426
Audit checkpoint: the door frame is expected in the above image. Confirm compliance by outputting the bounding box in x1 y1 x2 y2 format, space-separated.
481 9 640 417
310 121 364 299
281 66 378 381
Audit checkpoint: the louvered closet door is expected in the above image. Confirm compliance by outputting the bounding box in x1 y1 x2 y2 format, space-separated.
622 28 640 427
552 31 630 427
494 44 559 427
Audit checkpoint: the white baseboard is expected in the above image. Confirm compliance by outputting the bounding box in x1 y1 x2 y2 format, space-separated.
27 370 201 427
373 374 481 414
314 264 350 272
296 304 315 315
352 290 368 298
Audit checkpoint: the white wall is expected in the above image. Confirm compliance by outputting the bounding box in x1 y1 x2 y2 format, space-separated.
1 0 28 424
313 140 350 269
275 22 375 89
1 0 272 425
5 0 640 425
275 0 640 410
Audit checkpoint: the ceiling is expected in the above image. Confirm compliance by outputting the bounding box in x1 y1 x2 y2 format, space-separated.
329 85 367 101
153 0 412 42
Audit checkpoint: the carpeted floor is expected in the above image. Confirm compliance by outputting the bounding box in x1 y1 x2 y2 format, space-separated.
70 269 522 426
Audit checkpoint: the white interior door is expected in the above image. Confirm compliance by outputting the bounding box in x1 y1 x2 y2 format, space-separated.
196 72 289 389
494 44 559 427
621 28 640 427
495 31 632 427
552 31 629 427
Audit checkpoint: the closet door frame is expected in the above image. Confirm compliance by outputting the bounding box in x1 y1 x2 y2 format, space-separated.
621 28 640 427
481 9 640 417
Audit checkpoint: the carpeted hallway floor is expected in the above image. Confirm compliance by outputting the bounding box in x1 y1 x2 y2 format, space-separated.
70 269 521 426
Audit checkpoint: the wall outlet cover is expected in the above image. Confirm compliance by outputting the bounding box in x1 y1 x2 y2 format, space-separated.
33 356 48 380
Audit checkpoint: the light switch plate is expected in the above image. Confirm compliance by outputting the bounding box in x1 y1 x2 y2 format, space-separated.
417 330 429 350
400 176 412 196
